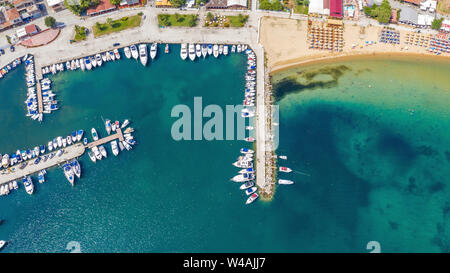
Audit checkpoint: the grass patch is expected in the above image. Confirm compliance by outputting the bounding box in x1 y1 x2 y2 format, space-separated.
227 15 249 27
293 0 308 14
93 14 142 37
158 14 198 27
72 25 87 43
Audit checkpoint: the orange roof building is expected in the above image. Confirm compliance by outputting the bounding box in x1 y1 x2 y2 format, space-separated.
403 0 421 5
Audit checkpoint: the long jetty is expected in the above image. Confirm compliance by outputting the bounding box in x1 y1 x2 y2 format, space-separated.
87 128 124 149
35 64 43 114
0 143 85 186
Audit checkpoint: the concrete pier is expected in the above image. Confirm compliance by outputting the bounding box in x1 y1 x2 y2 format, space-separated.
0 143 85 186
87 128 124 149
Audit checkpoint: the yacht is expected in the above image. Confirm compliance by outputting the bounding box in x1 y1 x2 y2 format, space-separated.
240 181 254 190
48 141 53 151
109 51 116 61
13 180 18 189
279 155 287 160
105 119 112 135
95 54 102 67
238 167 254 174
279 166 292 173
223 45 229 55
201 44 207 58
244 137 255 142
139 44 148 66
90 56 97 68
40 145 45 154
83 138 88 145
91 128 99 141
121 119 130 129
213 44 219 58
195 44 201 58
245 192 259 205
278 179 294 185
62 138 67 147
188 44 196 61
150 43 157 60
233 160 253 168
102 53 107 62
77 129 84 142
180 43 188 60
70 131 76 143
207 44 213 55
71 159 81 178
231 45 236 53
84 57 92 70
88 150 96 163
80 58 85 71
130 45 139 60
99 145 107 158
246 126 254 130
34 146 40 156
165 44 169 54
67 135 72 146
57 136 63 148
23 176 34 195
92 146 102 160
231 173 255 182
124 47 132 59
122 141 132 151
219 44 223 55
245 187 257 196
114 48 121 59
111 140 119 156
1 154 9 168
63 163 75 186
237 44 242 53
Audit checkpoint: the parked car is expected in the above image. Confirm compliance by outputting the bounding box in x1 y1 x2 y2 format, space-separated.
10 45 15 52
113 43 120 47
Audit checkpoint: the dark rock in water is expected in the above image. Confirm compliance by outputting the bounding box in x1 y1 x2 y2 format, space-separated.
272 65 352 101
389 221 399 230
0 219 4 225
429 182 445 194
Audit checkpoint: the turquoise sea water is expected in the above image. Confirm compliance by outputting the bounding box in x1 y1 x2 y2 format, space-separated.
0 49 449 252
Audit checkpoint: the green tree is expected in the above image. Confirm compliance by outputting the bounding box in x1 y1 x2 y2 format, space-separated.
106 18 114 27
431 18 444 30
206 12 213 21
271 0 283 11
45 16 56 28
170 0 186 7
110 0 121 5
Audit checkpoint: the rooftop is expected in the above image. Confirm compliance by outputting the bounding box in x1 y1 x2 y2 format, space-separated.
86 0 116 16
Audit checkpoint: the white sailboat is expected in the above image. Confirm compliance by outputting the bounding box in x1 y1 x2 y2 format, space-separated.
130 44 139 60
91 128 99 141
223 45 229 55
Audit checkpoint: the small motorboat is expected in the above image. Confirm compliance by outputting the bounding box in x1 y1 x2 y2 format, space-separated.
111 140 119 156
83 138 88 145
77 129 84 142
91 128 99 141
279 155 287 160
63 163 75 186
99 145 107 158
71 131 77 143
195 44 201 58
165 44 169 54
246 193 259 205
88 150 96 163
121 119 130 129
67 135 72 146
279 166 292 173
150 43 157 60
244 137 255 142
213 44 219 58
188 44 196 61
114 48 121 60
130 45 139 60
71 159 81 178
23 176 34 195
245 186 257 196
124 47 132 59
278 179 294 185
105 119 112 135
240 181 255 190
240 148 254 154
0 240 7 250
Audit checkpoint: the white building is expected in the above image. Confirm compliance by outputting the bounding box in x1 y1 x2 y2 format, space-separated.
47 0 65 12
417 14 434 26
420 0 437 13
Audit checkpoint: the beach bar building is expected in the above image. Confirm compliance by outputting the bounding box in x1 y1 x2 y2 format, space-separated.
330 0 342 18
86 0 117 16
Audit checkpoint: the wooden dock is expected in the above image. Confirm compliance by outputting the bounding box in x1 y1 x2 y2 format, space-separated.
0 143 85 186
86 128 124 149
35 64 43 114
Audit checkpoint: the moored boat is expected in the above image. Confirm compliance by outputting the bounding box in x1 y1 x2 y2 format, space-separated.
71 159 81 178
63 163 75 186
91 128 99 141
99 145 107 158
240 181 254 190
240 148 254 154
23 176 34 194
279 166 292 173
180 43 188 60
213 44 219 58
245 186 257 196
88 150 96 163
246 193 259 205
150 43 157 59
111 140 119 156
114 48 120 59
139 44 148 66
165 44 169 54
195 44 201 58
130 45 139 60
77 129 84 142
105 119 112 135
278 179 294 185
124 47 132 59
188 44 196 61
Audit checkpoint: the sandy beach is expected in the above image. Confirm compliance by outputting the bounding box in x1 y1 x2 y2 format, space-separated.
260 17 450 74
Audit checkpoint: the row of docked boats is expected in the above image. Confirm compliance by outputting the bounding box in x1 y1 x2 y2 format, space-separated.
0 129 84 173
277 155 294 185
87 119 135 163
231 148 259 205
123 43 158 66
180 44 247 61
243 48 256 108
0 57 22 79
40 78 58 115
0 181 19 196
23 56 44 122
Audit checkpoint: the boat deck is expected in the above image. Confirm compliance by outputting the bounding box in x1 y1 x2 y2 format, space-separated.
86 128 124 149
0 143 85 186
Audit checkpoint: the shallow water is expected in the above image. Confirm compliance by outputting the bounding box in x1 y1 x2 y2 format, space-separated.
0 51 449 252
